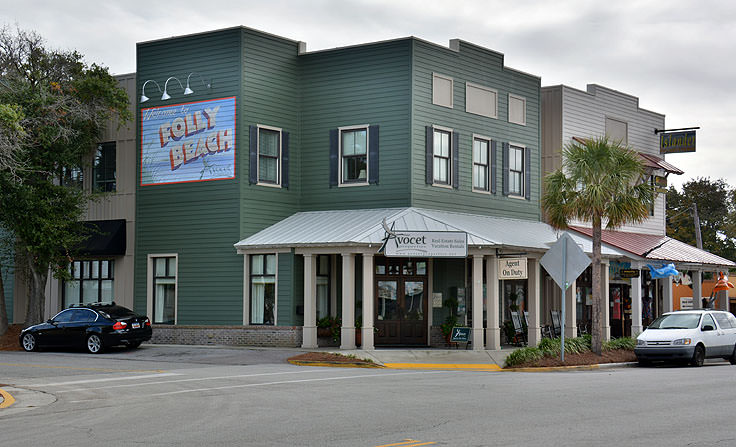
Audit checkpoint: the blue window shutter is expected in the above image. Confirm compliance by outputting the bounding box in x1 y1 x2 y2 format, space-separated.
281 131 289 189
491 140 497 194
502 142 509 196
249 125 258 184
525 146 531 200
452 131 459 189
329 129 338 187
425 126 433 185
368 125 379 185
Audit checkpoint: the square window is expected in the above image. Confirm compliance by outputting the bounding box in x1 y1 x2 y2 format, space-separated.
605 117 628 145
508 94 526 126
432 73 453 108
62 259 114 307
466 83 497 119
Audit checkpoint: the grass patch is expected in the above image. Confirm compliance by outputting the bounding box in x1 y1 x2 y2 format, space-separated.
505 336 636 368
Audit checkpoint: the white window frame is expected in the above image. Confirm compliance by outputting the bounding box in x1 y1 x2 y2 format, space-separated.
432 125 453 188
508 143 525 197
432 73 454 109
257 124 282 188
472 134 491 194
146 253 178 325
338 124 370 187
466 83 498 119
248 253 278 326
508 93 527 126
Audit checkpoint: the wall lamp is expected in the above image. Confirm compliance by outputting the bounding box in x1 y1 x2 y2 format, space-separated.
161 76 184 101
140 79 162 103
184 72 211 95
140 73 213 103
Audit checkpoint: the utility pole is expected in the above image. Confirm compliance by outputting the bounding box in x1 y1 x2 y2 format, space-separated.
692 203 703 249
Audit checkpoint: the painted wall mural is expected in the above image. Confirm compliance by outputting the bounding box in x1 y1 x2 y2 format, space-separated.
140 96 236 185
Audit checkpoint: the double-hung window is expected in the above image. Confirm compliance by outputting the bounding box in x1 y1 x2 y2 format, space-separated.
473 137 490 191
63 260 114 308
93 142 116 192
340 126 368 184
258 126 281 185
433 129 451 185
153 257 176 324
508 145 524 196
250 254 276 325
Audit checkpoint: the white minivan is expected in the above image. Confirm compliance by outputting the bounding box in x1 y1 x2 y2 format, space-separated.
635 310 736 367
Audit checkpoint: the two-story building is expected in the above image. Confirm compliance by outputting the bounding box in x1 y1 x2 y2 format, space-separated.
541 84 735 340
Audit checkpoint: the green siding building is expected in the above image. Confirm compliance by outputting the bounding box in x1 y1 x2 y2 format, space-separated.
134 27 548 349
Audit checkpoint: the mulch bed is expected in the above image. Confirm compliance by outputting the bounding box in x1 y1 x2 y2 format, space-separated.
507 348 637 368
0 325 23 351
288 352 377 366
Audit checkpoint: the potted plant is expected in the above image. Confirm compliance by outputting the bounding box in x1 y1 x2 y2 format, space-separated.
317 316 341 342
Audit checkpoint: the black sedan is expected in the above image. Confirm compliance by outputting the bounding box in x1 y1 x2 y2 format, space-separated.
19 303 152 354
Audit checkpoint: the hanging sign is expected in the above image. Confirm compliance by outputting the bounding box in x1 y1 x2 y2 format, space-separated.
499 258 528 280
660 130 696 154
620 269 640 278
140 96 236 185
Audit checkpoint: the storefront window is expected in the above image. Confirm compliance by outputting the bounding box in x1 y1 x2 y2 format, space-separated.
316 255 330 320
503 280 527 322
63 260 114 308
251 254 276 325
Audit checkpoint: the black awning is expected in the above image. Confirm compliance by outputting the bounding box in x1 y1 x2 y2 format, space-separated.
78 219 126 256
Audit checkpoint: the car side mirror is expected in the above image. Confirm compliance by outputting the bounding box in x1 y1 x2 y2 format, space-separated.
702 324 715 331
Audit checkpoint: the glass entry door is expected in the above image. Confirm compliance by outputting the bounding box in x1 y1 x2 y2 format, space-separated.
375 276 427 345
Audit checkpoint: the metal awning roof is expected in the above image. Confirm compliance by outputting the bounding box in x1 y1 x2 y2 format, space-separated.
234 207 629 257
570 226 735 268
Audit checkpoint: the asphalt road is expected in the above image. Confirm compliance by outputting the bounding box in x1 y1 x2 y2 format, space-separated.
2 345 736 446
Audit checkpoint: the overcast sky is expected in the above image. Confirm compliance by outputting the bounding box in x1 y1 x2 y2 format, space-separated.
3 0 734 190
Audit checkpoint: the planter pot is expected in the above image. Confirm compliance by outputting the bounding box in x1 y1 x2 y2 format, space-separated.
355 328 361 347
317 328 332 338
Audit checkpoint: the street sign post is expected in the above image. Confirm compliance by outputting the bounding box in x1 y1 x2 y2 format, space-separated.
540 232 592 362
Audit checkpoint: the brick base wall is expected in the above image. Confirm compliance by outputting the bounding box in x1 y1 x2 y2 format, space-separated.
150 325 303 347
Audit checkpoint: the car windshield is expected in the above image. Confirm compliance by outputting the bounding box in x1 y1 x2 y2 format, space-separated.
648 313 701 329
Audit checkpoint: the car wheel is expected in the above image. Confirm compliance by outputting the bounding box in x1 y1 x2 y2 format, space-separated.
86 334 104 354
128 341 142 349
638 359 652 367
730 346 736 365
691 344 705 367
21 333 37 352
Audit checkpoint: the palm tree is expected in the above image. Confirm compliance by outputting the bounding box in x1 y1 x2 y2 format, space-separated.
543 136 655 355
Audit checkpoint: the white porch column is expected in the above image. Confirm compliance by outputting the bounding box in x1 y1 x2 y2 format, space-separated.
302 253 318 349
692 271 702 309
601 261 610 341
528 257 541 346
361 253 375 350
564 279 577 339
471 254 484 350
485 254 500 350
631 267 643 336
662 275 674 314
340 253 356 349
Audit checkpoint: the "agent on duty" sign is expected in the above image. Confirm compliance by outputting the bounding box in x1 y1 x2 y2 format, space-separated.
499 258 527 280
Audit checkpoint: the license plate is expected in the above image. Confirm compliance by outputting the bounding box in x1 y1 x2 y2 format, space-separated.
132 322 140 329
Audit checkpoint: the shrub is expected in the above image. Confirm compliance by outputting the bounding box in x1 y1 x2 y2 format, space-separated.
603 337 636 351
504 346 543 367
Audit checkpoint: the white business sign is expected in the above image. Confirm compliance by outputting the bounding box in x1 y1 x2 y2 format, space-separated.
499 258 528 280
680 297 694 310
383 231 467 258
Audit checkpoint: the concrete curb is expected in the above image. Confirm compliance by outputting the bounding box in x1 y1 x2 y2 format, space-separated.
287 360 383 368
504 362 639 372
